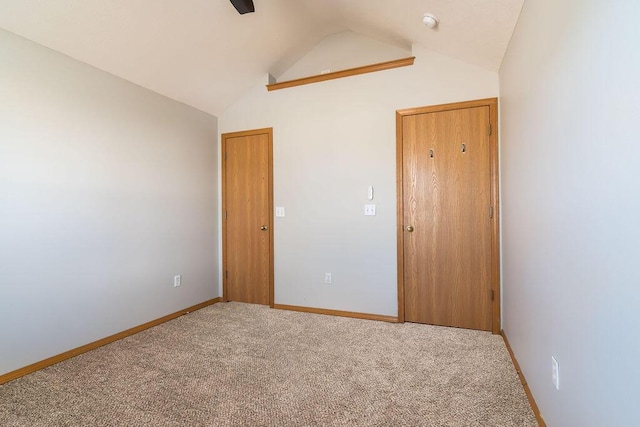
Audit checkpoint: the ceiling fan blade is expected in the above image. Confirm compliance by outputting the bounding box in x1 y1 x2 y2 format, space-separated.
230 0 255 14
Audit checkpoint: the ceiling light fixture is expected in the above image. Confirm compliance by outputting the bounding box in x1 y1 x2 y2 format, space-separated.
422 14 439 29
230 0 255 14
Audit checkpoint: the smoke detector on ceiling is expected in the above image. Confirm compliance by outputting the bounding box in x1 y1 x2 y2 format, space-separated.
422 14 439 29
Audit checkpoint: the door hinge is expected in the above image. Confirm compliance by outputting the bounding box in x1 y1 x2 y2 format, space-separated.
225 210 228 220
225 270 228 279
224 152 227 160
488 124 492 136
489 206 494 218
491 290 495 301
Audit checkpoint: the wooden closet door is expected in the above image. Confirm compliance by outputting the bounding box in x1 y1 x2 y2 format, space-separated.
222 129 273 305
402 106 492 331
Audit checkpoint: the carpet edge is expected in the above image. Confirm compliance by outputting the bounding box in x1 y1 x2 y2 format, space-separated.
0 297 221 385
501 330 547 427
273 303 398 323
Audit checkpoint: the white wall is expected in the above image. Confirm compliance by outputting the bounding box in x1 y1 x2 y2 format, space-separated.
500 1 640 425
0 29 219 376
220 41 498 316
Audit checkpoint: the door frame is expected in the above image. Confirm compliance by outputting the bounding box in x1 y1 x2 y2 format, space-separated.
395 98 500 333
221 127 275 307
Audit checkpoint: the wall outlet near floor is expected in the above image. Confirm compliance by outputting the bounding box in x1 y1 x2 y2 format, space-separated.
174 275 182 287
552 356 560 390
364 204 376 216
324 273 332 284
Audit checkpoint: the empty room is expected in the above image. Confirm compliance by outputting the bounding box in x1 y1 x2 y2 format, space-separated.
1 1 638 426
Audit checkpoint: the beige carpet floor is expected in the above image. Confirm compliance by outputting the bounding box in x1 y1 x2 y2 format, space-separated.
0 302 537 426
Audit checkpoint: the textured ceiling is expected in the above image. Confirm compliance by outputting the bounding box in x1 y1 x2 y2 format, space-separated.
0 0 524 116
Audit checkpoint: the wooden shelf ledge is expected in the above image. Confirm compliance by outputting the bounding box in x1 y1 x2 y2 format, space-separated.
266 56 415 92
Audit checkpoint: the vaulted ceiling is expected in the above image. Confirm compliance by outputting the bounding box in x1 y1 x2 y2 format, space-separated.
0 0 524 116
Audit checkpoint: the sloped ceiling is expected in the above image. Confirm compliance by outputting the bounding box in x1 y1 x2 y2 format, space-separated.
0 0 524 116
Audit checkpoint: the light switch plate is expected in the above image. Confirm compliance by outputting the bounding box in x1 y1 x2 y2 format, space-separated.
552 356 560 390
275 207 285 217
364 204 376 216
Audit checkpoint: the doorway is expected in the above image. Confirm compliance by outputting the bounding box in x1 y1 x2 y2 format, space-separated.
221 128 274 306
396 99 500 333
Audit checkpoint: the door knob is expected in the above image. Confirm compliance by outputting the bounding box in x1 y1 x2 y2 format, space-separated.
405 225 414 232
260 225 268 231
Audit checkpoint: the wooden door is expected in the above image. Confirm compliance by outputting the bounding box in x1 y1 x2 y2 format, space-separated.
222 128 273 306
397 99 499 332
